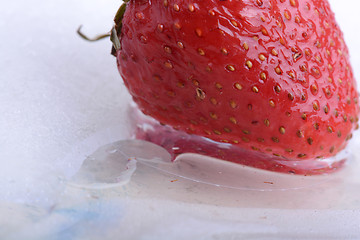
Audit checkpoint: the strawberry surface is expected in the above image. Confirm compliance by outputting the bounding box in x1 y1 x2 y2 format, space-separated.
115 0 359 163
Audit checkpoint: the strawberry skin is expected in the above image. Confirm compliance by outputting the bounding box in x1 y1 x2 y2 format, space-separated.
115 0 359 163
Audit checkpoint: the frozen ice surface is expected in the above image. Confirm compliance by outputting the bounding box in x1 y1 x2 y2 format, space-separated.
1 0 360 239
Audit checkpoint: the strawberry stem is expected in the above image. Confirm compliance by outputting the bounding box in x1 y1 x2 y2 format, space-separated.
77 25 111 41
77 1 129 56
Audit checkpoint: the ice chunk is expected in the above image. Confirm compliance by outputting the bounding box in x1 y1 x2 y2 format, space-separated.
69 140 171 189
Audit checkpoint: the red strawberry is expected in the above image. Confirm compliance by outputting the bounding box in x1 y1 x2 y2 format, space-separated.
112 0 359 173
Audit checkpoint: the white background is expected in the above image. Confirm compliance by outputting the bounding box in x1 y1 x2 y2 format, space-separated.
1 0 360 239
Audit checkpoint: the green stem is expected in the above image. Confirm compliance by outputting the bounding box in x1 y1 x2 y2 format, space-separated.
77 25 111 41
77 1 129 57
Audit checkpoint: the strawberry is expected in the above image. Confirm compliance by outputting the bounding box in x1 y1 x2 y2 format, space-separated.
112 0 359 173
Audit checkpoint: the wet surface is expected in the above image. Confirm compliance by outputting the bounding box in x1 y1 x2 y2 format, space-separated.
2 0 360 239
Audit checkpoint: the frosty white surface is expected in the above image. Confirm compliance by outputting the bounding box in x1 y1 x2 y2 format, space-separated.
0 0 130 206
1 0 360 239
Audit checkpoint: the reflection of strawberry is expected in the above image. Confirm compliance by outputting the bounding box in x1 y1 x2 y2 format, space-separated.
113 0 359 164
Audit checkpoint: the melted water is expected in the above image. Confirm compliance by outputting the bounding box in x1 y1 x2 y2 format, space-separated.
130 105 350 175
67 104 353 191
68 139 349 191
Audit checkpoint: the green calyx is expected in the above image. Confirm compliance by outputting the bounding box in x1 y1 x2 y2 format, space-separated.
111 0 129 56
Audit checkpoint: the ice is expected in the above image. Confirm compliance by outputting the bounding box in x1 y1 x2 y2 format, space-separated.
68 137 339 192
1 0 360 239
69 140 171 189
